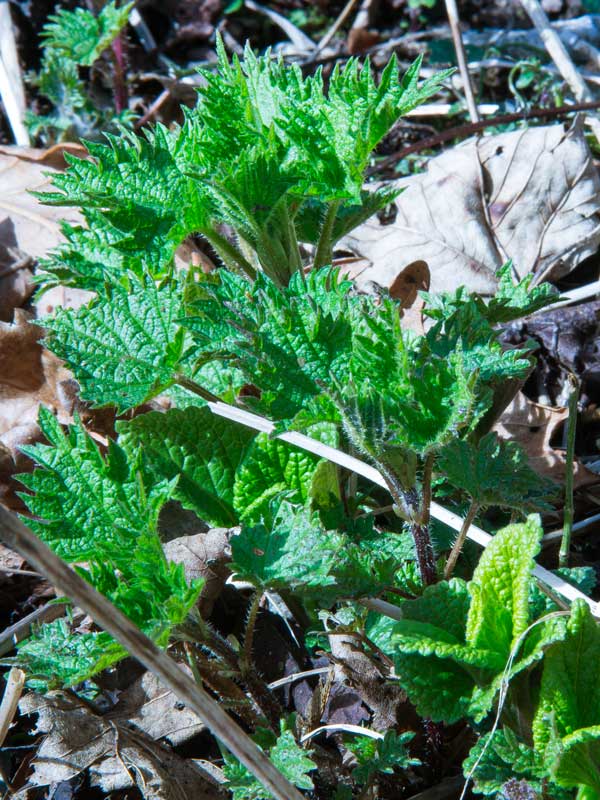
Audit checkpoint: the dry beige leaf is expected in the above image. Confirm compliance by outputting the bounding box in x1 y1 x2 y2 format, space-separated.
344 121 600 293
108 669 206 746
19 689 222 800
494 391 598 487
0 144 85 322
163 528 233 617
0 311 69 437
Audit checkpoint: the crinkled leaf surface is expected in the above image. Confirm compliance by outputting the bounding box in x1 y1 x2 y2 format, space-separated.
466 515 542 657
43 274 191 412
439 433 556 512
118 406 254 527
18 407 172 562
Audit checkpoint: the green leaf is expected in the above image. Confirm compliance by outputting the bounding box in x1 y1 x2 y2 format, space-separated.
233 422 338 523
466 515 543 658
439 433 556 512
43 274 191 412
118 406 254 527
230 504 341 593
17 408 172 563
223 721 316 799
41 1 132 66
348 730 420 785
463 727 560 797
14 618 124 690
533 601 600 792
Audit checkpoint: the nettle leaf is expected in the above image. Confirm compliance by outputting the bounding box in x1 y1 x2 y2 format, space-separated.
41 1 132 67
231 504 341 593
14 619 124 690
38 125 211 286
79 533 203 640
463 727 560 797
187 267 355 420
233 422 338 523
231 504 404 600
223 722 316 799
43 274 191 412
439 433 556 512
118 406 254 527
534 601 600 793
466 515 542 657
17 408 172 563
348 730 419 785
422 263 558 326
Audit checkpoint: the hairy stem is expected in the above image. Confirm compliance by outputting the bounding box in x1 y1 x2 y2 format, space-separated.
444 501 479 580
205 229 257 281
110 33 127 114
242 591 262 669
380 463 437 585
559 378 579 568
314 200 341 269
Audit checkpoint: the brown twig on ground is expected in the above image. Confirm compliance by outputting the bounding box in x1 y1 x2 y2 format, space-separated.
519 0 600 141
444 0 480 123
369 99 600 174
0 505 305 800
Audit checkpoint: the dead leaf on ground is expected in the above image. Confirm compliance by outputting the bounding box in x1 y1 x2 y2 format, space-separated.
163 528 233 617
494 391 598 487
0 144 85 321
343 120 600 293
0 311 70 508
19 686 223 800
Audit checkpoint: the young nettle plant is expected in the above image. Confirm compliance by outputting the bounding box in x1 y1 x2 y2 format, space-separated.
27 1 133 144
8 39 586 797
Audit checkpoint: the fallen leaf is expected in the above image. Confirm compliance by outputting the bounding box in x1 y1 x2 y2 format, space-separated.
108 669 205 746
494 391 598 487
163 528 233 617
344 121 600 292
19 688 223 800
0 145 85 322
0 311 69 438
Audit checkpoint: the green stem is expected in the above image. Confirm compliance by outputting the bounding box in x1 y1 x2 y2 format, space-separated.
242 591 262 670
444 501 479 580
559 378 579 569
313 200 341 269
174 374 220 403
205 229 257 280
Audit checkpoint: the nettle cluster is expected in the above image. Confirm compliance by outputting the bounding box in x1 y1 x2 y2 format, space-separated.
10 41 600 798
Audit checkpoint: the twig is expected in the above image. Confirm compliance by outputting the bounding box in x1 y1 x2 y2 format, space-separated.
0 1 29 145
0 506 306 800
134 88 171 130
559 377 579 568
542 510 600 549
370 99 600 173
519 0 600 142
444 0 479 123
128 7 157 53
0 601 69 657
314 0 360 56
0 667 25 747
244 0 314 53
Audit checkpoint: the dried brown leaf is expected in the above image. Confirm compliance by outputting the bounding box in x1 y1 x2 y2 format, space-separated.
344 121 600 292
19 687 223 800
494 391 598 487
